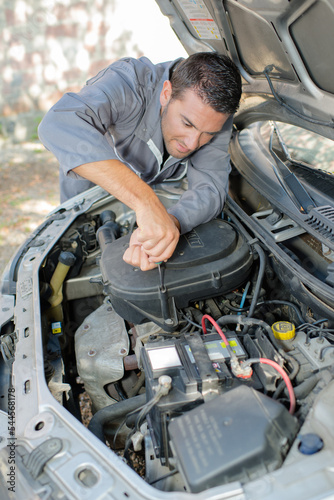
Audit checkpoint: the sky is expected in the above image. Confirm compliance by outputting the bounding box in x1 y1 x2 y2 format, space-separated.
108 0 188 63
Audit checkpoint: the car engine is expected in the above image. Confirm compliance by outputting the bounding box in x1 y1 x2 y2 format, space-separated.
35 187 334 493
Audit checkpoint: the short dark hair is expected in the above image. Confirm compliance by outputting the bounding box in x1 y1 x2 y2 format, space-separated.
170 52 242 115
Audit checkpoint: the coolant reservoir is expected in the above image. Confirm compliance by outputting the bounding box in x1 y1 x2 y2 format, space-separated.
272 321 296 341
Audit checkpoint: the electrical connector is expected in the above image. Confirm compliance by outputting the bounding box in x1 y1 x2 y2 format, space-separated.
158 375 172 395
230 358 253 379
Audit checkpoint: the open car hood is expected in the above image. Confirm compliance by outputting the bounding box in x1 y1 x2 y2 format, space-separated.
155 0 334 139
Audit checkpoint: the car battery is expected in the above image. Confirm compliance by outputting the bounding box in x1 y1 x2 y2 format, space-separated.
141 331 261 463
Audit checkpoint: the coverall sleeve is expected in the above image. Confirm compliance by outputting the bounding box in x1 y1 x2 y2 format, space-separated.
38 65 143 181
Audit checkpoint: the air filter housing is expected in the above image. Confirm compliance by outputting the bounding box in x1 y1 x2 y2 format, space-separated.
99 219 253 330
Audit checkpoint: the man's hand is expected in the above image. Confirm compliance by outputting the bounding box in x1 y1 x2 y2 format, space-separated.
123 213 180 271
73 159 180 270
136 208 180 263
122 232 156 271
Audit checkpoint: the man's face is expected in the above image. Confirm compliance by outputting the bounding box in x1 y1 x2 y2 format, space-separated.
160 81 229 159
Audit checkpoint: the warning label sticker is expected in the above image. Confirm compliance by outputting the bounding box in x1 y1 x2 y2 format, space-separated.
177 0 221 40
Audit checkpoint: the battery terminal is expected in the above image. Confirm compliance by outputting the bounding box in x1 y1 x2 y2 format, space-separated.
158 375 172 395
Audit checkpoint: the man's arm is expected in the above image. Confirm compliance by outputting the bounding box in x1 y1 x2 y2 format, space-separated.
74 160 180 270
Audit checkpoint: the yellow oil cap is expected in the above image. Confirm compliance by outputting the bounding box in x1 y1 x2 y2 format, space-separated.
272 321 296 340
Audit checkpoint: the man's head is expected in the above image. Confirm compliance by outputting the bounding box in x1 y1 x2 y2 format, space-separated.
170 52 241 115
160 52 241 159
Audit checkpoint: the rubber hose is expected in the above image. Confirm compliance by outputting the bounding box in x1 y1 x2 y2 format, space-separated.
259 300 304 325
293 373 322 400
217 314 281 352
88 393 146 443
247 243 266 319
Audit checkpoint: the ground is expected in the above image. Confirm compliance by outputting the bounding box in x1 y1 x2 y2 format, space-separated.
0 140 60 276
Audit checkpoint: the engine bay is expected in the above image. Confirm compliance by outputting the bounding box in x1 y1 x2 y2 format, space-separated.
29 179 334 494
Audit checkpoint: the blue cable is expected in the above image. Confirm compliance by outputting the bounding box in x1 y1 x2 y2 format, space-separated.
238 281 250 315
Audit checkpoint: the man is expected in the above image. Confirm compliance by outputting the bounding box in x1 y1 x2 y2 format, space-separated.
38 52 241 270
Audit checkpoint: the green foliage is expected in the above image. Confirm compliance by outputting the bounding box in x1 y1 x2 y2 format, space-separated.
29 115 43 141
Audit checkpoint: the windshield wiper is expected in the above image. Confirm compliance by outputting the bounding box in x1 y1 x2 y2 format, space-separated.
269 122 316 214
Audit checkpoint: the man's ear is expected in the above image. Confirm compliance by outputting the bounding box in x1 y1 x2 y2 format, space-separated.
160 80 172 107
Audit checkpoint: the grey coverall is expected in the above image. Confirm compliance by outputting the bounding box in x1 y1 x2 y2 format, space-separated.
38 56 233 234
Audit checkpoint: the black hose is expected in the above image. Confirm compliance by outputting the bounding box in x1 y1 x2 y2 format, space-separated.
227 210 304 323
224 209 267 321
223 300 249 313
96 211 121 252
319 344 334 361
247 243 266 319
224 298 303 326
293 373 322 399
217 315 281 350
88 393 146 442
127 372 145 399
258 300 304 325
114 382 128 401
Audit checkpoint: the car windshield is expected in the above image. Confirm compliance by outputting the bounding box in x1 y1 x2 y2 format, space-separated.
261 121 334 174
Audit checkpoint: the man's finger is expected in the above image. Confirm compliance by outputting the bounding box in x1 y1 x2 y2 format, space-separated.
123 244 141 267
123 244 158 271
147 239 178 263
138 247 158 271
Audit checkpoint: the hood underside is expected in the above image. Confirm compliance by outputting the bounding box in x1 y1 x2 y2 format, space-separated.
156 0 334 139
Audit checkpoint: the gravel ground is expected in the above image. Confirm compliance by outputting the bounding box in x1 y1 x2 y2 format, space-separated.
78 391 94 427
0 140 60 277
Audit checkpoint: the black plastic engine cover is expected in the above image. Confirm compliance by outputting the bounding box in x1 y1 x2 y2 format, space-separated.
100 219 253 330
